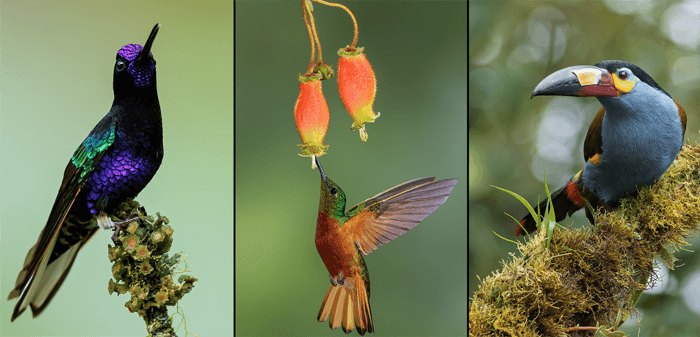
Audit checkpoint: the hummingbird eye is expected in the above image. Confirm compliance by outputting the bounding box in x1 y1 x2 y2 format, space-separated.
329 187 338 196
116 61 126 72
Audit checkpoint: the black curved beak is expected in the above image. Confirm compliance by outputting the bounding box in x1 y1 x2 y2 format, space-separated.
532 65 618 98
315 156 327 182
136 23 160 62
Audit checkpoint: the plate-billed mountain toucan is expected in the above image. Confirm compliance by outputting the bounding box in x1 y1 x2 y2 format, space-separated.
517 60 687 236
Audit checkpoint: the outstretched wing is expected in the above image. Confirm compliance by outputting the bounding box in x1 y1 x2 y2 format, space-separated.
342 177 458 255
8 122 116 321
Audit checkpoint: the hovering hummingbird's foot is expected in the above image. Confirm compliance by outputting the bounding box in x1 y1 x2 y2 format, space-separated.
329 272 345 286
98 210 143 244
337 272 345 286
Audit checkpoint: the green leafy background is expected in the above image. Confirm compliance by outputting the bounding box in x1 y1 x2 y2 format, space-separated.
0 2 233 336
236 1 467 336
470 1 700 335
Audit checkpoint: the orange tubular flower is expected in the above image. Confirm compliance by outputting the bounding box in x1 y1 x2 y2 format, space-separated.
294 73 330 169
337 46 379 142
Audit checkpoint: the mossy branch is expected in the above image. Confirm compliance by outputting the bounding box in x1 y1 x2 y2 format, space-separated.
107 199 198 337
470 144 700 336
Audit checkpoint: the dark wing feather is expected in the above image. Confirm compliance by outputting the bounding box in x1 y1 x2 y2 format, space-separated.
584 107 605 162
9 160 87 320
675 100 687 140
9 122 115 321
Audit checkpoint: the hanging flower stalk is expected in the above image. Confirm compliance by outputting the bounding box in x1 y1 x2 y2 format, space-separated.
294 73 330 169
294 0 332 169
337 46 378 142
307 0 379 142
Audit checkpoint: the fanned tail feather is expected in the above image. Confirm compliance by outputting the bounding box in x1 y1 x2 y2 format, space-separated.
318 277 373 335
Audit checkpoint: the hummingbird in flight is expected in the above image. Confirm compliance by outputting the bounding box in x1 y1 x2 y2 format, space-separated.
8 23 164 321
313 157 458 335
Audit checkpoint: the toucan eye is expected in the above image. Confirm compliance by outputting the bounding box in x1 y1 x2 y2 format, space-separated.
618 70 629 80
330 187 337 195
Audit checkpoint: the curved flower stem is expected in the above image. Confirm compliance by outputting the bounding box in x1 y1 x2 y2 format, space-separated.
304 0 324 64
302 0 316 74
312 0 358 48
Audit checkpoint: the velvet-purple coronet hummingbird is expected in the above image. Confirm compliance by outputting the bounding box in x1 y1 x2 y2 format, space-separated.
8 23 164 321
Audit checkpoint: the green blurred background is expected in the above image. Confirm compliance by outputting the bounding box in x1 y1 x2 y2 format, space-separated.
470 1 700 335
1 2 232 336
236 1 466 336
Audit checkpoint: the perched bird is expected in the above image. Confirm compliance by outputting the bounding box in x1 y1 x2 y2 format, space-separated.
314 157 458 335
8 24 164 320
517 60 686 236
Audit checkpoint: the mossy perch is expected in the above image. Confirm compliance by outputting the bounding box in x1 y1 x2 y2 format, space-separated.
107 199 198 337
469 144 700 336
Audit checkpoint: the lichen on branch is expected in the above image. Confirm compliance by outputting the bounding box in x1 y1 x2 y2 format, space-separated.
107 199 198 337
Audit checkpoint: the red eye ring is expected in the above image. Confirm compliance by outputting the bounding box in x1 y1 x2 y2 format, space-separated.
618 70 628 80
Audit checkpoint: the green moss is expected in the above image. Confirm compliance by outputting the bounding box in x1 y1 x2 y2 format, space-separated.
470 144 700 336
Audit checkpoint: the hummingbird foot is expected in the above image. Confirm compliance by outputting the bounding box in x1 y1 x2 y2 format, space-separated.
138 205 147 216
337 272 345 285
98 210 144 244
329 272 345 286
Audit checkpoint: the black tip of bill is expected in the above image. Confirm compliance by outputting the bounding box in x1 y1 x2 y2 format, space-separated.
531 65 617 98
137 23 160 62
